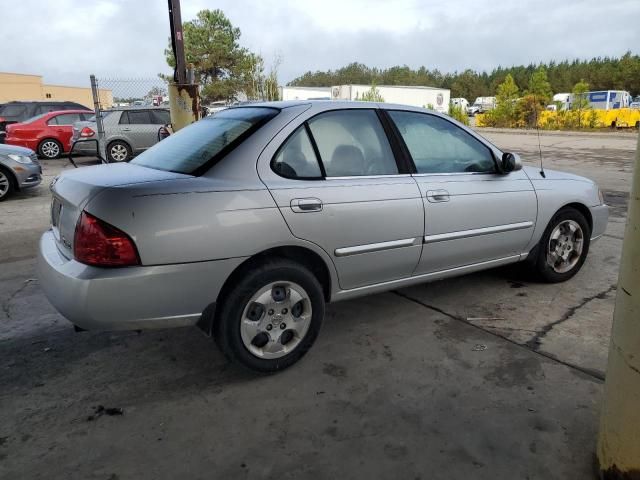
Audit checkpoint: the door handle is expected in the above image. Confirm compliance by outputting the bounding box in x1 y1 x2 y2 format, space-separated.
122 128 131 132
426 190 450 203
291 198 323 213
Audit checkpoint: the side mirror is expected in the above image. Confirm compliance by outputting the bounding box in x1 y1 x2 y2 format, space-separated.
500 152 522 173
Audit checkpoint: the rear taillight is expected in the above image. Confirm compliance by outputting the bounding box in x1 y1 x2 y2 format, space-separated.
74 211 140 267
80 127 95 137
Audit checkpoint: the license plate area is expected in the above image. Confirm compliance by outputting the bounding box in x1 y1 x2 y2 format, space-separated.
51 197 62 240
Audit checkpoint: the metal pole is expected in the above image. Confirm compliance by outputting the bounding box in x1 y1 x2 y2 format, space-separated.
89 74 106 163
597 132 640 479
167 0 199 131
168 0 186 84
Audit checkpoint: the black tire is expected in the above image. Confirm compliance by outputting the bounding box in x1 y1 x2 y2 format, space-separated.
214 259 325 373
0 166 15 201
532 207 591 283
38 138 63 159
106 140 132 163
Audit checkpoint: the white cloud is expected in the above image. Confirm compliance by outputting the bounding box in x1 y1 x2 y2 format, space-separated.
0 0 638 88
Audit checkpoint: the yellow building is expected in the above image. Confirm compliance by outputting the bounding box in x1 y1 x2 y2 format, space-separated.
0 72 112 109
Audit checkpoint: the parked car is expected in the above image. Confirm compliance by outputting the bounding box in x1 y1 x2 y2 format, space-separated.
5 110 93 159
38 101 608 373
71 107 171 162
0 101 87 144
0 143 41 201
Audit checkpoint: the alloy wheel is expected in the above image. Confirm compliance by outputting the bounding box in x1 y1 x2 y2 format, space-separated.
240 281 312 359
546 219 584 273
41 141 60 158
110 144 129 162
0 171 9 198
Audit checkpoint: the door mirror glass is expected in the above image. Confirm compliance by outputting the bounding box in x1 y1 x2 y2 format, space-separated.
501 152 522 173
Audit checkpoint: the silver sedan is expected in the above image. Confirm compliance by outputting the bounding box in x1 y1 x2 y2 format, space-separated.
37 101 608 372
0 143 41 201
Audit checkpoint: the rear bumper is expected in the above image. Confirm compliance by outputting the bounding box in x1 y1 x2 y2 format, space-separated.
590 204 609 241
70 139 98 154
37 230 246 331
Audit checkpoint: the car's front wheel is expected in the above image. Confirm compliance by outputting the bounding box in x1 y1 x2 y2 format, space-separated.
214 259 325 373
533 207 591 283
0 167 15 201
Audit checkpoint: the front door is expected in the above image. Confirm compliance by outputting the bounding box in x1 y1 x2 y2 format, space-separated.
387 110 537 274
262 108 424 290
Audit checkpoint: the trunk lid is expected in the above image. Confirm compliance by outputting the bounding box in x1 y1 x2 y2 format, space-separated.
50 163 189 259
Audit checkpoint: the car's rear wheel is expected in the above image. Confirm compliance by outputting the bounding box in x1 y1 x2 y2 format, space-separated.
107 140 132 162
533 207 591 283
0 167 15 201
38 139 63 159
214 259 324 373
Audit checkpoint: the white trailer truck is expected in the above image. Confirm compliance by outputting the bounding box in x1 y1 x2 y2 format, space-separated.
280 86 331 101
467 97 496 116
330 85 451 114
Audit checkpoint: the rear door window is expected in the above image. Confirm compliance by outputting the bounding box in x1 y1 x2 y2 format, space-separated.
307 109 397 177
272 127 323 179
121 110 151 125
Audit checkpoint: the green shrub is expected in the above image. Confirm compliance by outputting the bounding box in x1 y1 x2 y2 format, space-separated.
448 104 469 125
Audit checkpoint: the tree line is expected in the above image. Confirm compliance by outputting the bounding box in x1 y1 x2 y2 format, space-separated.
288 52 640 100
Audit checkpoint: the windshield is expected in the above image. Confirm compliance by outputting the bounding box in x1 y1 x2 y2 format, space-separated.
0 104 27 118
130 107 279 174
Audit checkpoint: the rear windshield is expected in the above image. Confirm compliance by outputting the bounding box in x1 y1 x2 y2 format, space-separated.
87 111 112 122
131 107 279 174
22 113 48 124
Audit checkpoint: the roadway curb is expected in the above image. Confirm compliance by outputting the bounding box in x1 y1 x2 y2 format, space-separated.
473 127 638 139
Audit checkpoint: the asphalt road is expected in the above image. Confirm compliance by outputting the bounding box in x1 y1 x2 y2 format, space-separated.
0 129 637 479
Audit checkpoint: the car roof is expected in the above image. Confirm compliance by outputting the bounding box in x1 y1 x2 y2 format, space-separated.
234 99 444 117
45 109 94 115
3 100 85 105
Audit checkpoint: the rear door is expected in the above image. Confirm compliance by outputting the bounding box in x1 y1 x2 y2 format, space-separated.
387 110 537 274
260 108 424 290
47 113 82 151
117 110 158 151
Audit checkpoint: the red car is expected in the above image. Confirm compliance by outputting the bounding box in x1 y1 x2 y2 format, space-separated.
5 109 93 159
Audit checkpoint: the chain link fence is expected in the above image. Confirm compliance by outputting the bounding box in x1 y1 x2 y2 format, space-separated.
69 76 171 164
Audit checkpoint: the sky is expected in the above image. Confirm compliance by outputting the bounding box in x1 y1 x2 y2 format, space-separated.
1 0 639 89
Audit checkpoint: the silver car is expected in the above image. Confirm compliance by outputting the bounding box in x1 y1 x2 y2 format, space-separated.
0 143 41 201
71 108 171 162
38 101 608 372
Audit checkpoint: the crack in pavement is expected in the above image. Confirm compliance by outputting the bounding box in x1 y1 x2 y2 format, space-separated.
525 284 617 350
1 279 36 320
392 290 606 382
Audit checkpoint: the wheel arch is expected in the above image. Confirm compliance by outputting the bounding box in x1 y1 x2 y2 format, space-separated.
526 201 593 263
0 164 18 192
38 137 64 154
560 202 593 233
198 245 334 336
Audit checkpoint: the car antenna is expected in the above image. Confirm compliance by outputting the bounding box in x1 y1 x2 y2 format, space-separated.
534 92 546 178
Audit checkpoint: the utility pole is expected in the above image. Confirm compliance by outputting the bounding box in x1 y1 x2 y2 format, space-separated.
597 133 640 479
167 0 199 131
